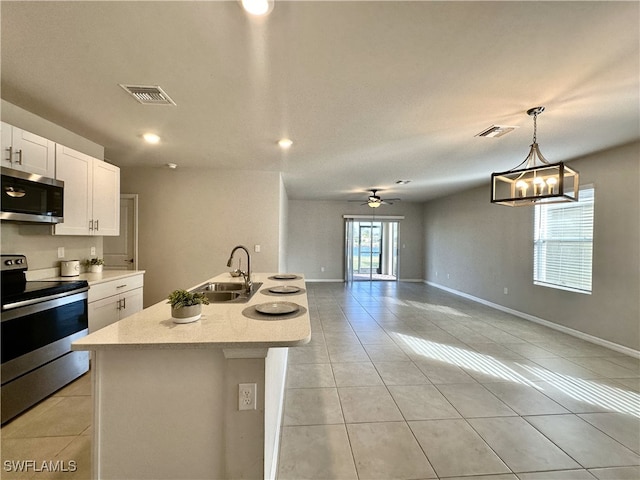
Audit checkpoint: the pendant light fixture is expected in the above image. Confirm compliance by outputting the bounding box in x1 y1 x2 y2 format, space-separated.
490 107 579 206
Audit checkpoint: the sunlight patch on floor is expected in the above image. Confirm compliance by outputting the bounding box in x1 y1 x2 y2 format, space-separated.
396 333 536 386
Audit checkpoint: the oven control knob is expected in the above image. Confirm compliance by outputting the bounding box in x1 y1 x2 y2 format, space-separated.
15 259 24 264
5 260 13 265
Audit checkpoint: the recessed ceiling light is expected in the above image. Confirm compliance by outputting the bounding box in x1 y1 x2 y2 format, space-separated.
240 0 273 16
143 133 161 144
278 138 293 149
166 163 177 169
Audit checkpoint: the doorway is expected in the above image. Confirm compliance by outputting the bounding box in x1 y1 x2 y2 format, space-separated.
103 194 138 270
345 218 399 282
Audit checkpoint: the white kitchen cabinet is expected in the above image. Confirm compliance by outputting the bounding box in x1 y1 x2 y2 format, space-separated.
54 144 120 236
1 122 55 177
88 273 144 333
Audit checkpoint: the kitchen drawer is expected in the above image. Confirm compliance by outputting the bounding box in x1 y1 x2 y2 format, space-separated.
88 274 144 303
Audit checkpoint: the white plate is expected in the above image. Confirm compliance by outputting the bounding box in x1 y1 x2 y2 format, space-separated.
273 274 297 280
255 302 300 315
269 285 301 294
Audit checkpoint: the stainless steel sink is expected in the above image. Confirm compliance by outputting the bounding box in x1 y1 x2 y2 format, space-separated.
190 282 262 303
196 282 244 292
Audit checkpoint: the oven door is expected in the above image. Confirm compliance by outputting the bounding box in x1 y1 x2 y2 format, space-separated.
1 167 64 224
1 291 89 423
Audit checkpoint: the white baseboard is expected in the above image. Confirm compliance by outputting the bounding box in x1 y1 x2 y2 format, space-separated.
426 281 640 359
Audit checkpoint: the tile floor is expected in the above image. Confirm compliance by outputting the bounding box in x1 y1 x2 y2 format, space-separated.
2 282 639 480
1 372 92 479
277 282 640 480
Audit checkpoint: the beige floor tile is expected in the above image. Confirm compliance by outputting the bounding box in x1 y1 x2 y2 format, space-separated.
327 343 370 363
589 466 640 480
332 362 383 387
355 330 395 345
565 357 639 378
283 388 344 426
579 413 640 454
278 425 358 480
34 435 92 480
409 419 510 477
373 361 430 386
530 380 622 414
603 356 640 372
4 396 92 439
526 414 640 468
483 382 570 415
414 358 478 384
362 343 410 363
530 357 604 379
347 422 436 479
287 345 330 364
502 342 559 359
389 385 461 420
445 475 517 480
436 383 516 417
468 416 581 472
1 436 77 480
517 470 597 479
286 363 335 388
338 386 403 423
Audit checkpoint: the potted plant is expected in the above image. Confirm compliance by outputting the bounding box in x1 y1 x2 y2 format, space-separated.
167 289 209 324
84 258 105 273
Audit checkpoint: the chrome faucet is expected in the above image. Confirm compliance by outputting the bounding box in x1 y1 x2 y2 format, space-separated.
226 245 252 293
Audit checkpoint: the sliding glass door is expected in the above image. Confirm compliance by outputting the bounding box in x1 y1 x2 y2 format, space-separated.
345 218 399 282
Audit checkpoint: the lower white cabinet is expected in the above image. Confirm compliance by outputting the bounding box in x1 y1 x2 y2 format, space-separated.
88 273 144 333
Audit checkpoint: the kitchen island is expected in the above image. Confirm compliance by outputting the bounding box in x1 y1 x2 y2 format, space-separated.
72 272 310 480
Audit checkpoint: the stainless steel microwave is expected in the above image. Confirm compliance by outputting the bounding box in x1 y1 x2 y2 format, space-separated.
1 167 64 224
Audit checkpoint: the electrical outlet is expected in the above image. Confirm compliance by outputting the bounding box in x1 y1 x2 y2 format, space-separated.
504 287 509 295
57 247 65 259
238 383 256 411
90 246 96 256
254 244 261 253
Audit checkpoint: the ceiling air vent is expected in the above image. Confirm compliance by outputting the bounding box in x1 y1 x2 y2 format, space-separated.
475 125 518 138
119 84 176 105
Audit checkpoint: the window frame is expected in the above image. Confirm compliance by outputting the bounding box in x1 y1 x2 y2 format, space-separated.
533 185 595 294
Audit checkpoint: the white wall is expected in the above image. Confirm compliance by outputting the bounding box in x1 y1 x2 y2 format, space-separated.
287 199 424 281
423 142 640 351
120 167 282 306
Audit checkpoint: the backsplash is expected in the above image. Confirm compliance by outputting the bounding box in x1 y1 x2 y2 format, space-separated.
1 222 102 274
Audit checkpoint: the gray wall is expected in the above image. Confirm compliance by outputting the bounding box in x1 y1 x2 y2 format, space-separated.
423 142 640 351
287 200 424 281
120 167 283 306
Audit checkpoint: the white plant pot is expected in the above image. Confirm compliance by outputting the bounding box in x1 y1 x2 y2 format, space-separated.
89 265 103 273
171 304 202 324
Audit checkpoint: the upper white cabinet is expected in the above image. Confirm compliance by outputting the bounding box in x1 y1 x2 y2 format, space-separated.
1 122 55 177
54 144 120 236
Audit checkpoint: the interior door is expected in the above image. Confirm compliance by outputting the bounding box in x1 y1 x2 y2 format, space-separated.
103 194 138 270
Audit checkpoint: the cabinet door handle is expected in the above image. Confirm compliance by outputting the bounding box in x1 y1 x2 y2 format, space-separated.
5 146 12 163
116 299 122 310
122 297 126 310
116 284 128 289
95 219 99 231
15 149 22 165
89 219 94 231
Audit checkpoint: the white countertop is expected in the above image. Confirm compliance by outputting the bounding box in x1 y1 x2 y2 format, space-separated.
71 272 311 351
45 269 145 285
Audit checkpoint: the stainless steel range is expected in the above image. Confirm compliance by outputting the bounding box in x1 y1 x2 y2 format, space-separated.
1 254 89 424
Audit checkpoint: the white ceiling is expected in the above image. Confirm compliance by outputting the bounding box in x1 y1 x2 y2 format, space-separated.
2 1 638 203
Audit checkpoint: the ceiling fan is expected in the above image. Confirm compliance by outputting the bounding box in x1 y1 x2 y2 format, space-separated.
349 189 401 208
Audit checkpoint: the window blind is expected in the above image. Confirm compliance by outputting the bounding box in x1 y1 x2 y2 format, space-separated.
533 187 594 293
